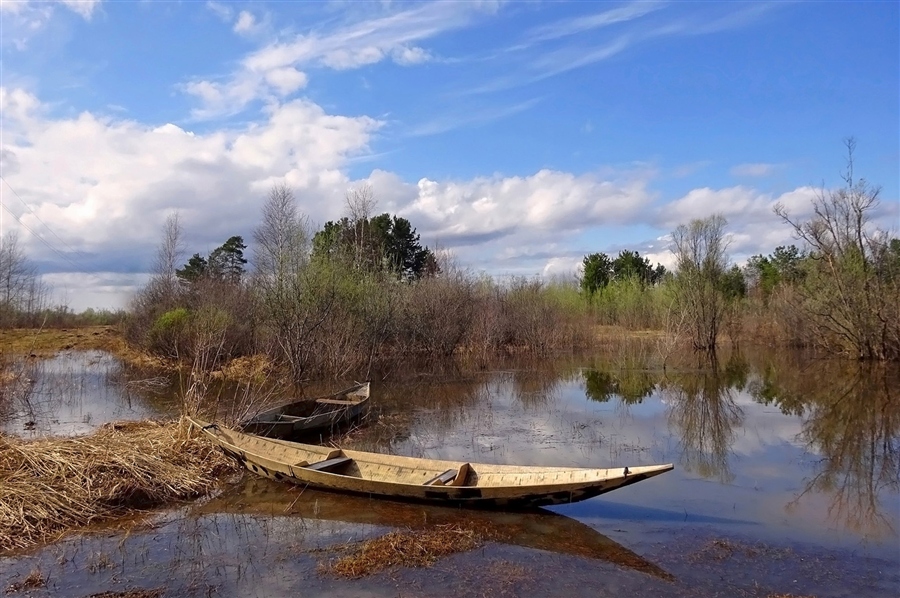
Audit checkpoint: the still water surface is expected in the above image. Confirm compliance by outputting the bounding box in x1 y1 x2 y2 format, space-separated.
1 348 897 597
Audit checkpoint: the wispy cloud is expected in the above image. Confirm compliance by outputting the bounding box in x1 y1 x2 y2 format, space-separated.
408 97 542 137
731 163 780 177
57 0 102 20
184 2 498 118
0 0 101 49
462 1 784 96
205 1 233 22
523 0 666 45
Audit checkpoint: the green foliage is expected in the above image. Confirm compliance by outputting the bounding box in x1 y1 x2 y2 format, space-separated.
611 250 667 285
176 254 208 283
312 213 436 280
208 236 248 283
581 250 667 314
149 307 191 356
670 214 730 352
592 276 670 329
580 252 612 296
176 236 247 285
153 307 190 332
746 245 805 300
720 265 747 301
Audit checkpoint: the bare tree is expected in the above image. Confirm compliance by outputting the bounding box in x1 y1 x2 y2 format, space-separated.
775 138 898 360
253 183 332 385
670 214 730 352
345 183 378 270
152 213 184 280
0 231 45 327
254 184 309 282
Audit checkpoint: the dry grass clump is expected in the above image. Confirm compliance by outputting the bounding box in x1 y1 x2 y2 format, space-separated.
0 419 237 553
213 354 272 383
320 524 481 578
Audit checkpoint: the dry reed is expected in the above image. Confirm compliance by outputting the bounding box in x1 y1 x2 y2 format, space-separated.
320 524 481 578
0 419 236 553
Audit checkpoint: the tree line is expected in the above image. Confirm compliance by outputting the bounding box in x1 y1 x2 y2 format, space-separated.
5 139 896 365
126 184 594 383
574 140 899 360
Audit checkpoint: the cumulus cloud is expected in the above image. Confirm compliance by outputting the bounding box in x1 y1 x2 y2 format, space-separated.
1 88 381 293
404 170 654 244
0 1 100 49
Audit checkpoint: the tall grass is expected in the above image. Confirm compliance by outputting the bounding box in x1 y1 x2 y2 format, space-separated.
590 278 671 331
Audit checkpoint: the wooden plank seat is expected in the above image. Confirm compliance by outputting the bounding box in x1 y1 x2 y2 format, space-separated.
304 456 353 472
424 469 458 486
423 463 471 486
316 398 362 405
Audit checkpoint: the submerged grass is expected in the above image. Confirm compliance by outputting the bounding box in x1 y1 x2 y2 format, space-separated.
4 567 46 593
319 524 482 578
0 419 237 554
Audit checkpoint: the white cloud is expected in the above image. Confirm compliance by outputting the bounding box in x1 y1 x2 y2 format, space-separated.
234 10 258 35
0 0 100 49
58 0 102 19
392 45 431 65
185 2 494 118
1 87 382 309
409 97 541 136
44 272 148 312
206 1 233 22
525 1 664 44
730 162 779 177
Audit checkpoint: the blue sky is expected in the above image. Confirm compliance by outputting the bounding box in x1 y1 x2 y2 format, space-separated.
1 0 898 310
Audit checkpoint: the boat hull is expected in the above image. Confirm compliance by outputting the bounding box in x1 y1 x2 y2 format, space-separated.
190 418 673 509
238 382 370 439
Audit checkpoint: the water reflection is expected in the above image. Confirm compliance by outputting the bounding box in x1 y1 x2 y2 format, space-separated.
0 351 174 437
2 346 897 551
663 356 745 483
195 477 674 581
750 361 900 535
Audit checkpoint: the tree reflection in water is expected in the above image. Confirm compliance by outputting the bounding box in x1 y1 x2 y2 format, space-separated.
753 362 900 536
663 354 745 483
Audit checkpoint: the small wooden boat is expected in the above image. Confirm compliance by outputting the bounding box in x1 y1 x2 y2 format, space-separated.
189 417 674 508
238 381 370 439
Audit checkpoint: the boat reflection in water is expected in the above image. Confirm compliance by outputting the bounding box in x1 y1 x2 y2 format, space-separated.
195 477 674 581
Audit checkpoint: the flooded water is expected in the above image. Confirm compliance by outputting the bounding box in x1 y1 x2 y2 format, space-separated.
1 347 898 597
0 351 177 437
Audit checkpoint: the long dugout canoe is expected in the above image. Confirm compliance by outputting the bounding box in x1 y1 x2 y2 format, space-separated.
189 417 674 509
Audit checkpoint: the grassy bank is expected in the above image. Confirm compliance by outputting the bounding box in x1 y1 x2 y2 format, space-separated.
0 419 237 554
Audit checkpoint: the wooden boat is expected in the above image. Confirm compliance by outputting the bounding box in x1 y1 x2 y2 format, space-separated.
195 476 675 580
189 417 674 508
238 381 370 439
